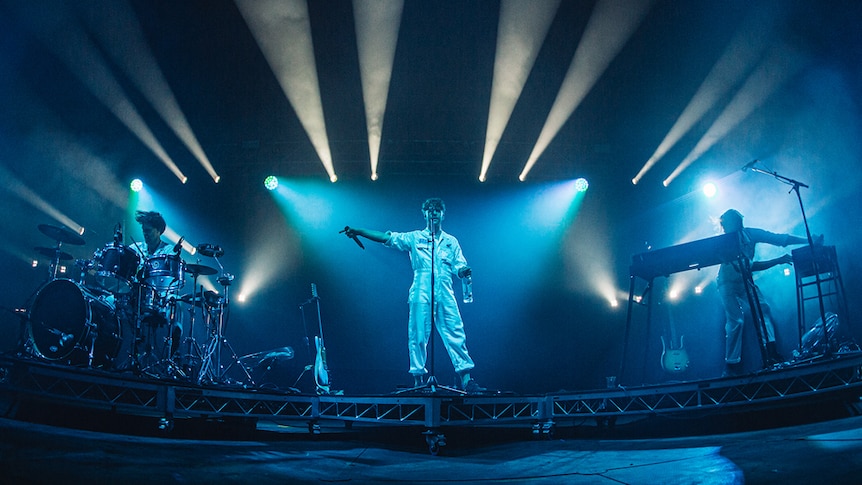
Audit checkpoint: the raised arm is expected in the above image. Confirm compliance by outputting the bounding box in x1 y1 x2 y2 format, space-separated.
341 226 391 244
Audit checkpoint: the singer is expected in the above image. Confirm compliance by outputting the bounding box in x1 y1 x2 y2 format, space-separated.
341 198 483 393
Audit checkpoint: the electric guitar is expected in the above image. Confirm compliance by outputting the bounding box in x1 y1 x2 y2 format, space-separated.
310 283 331 393
314 335 330 392
660 301 690 373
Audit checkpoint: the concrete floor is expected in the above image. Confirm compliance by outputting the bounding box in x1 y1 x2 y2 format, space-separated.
3 412 862 484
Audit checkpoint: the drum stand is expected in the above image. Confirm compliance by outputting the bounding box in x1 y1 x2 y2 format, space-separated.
197 274 255 387
178 270 207 377
138 288 186 379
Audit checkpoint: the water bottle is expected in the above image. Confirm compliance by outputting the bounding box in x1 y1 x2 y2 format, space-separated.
461 274 473 303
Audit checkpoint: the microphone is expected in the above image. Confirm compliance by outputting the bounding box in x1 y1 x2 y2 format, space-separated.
340 226 365 249
741 159 759 172
173 236 184 254
113 222 122 245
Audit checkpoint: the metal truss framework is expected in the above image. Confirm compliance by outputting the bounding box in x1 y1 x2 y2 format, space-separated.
2 352 862 432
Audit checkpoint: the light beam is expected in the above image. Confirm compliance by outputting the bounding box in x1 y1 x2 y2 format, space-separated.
519 0 652 181
353 0 404 181
480 0 560 182
236 0 337 182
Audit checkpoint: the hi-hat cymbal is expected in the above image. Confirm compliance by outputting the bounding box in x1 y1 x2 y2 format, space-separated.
34 246 73 261
38 224 85 245
186 263 218 276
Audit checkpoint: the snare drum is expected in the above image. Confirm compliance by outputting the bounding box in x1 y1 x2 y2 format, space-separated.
94 245 140 294
28 279 121 368
142 254 185 291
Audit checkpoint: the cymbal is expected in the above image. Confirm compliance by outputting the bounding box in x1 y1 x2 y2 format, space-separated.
34 246 73 261
38 224 85 245
185 263 218 276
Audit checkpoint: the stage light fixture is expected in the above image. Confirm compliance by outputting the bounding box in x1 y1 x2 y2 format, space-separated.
130 179 143 192
575 178 589 192
264 176 279 191
702 182 717 198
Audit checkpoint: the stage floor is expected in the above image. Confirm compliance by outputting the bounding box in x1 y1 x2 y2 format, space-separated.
4 413 862 483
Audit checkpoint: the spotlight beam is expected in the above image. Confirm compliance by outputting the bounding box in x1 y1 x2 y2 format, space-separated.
8 1 188 184
519 0 652 181
353 0 404 180
82 0 220 183
236 0 337 182
632 6 779 184
663 43 807 186
479 0 560 182
0 164 84 235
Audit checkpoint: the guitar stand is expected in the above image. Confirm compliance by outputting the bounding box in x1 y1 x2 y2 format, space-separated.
300 283 333 395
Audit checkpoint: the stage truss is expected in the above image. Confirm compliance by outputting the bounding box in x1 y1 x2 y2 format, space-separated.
3 352 862 436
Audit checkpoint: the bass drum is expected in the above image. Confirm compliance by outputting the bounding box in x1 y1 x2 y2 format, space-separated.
28 279 121 368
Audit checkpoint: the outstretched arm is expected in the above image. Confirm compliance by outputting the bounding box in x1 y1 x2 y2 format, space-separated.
751 254 793 272
341 226 391 244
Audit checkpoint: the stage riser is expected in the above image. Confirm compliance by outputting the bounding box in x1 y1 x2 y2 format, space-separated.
3 353 862 432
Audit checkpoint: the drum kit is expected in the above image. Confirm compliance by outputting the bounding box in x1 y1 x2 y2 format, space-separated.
25 224 251 386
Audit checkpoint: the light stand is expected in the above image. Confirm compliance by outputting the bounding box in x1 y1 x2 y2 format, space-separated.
748 164 829 355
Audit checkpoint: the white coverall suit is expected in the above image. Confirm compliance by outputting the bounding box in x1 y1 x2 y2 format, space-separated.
385 229 475 377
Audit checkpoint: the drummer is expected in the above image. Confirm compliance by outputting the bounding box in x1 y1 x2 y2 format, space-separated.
131 210 182 356
133 210 172 258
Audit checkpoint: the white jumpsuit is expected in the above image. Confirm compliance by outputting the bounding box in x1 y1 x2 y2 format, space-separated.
717 228 795 364
386 229 475 377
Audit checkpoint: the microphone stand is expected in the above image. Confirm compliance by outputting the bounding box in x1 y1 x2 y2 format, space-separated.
397 221 464 395
749 164 829 355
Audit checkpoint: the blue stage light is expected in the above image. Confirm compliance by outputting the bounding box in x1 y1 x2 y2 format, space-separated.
264 176 279 191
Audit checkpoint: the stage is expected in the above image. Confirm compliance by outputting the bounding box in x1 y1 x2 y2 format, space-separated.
3 346 862 452
3 355 862 483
